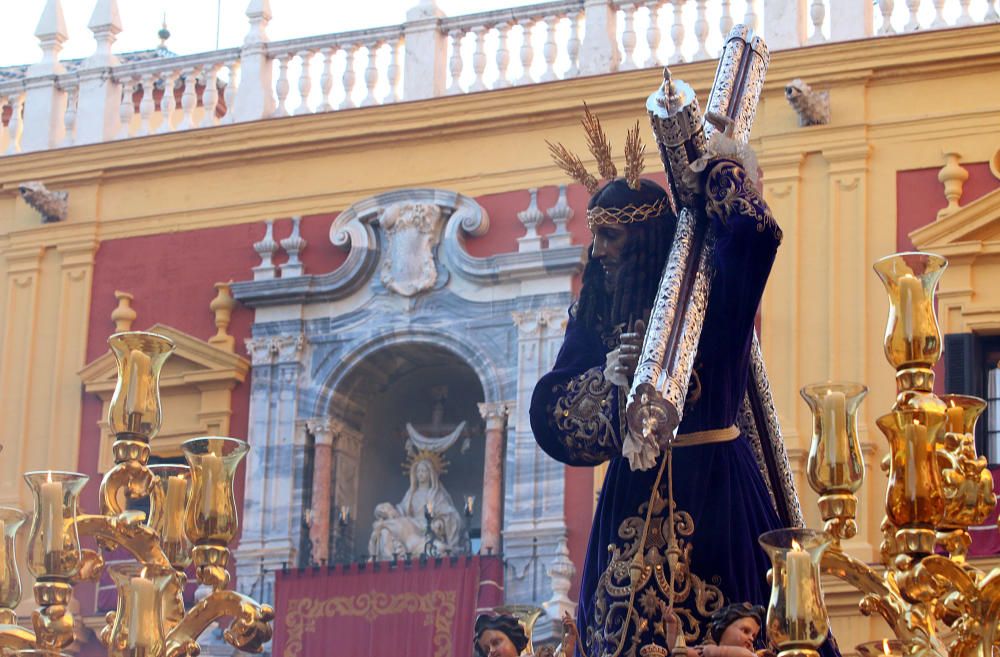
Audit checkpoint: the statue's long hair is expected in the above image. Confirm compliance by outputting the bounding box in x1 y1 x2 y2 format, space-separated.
576 178 677 337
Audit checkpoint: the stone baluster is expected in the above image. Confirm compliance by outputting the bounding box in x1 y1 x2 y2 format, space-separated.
61 85 77 147
117 77 136 139
517 188 544 252
478 401 512 557
956 0 973 25
693 0 710 59
5 94 22 154
361 43 382 107
987 0 999 22
809 0 827 43
645 2 663 68
877 0 896 33
317 48 335 112
208 282 237 351
470 27 489 91
222 61 240 123
930 0 947 27
546 185 574 249
272 54 291 117
384 39 401 103
156 70 178 134
516 18 536 85
579 0 619 75
447 29 465 94
232 0 274 122
670 0 687 64
177 67 201 130
253 220 279 280
136 73 156 136
566 12 582 77
294 50 315 115
280 216 307 277
20 0 68 152
494 23 512 89
620 4 638 70
719 0 734 39
904 0 921 31
402 0 447 101
540 16 559 82
306 418 335 566
341 46 358 110
744 0 762 33
200 63 222 127
75 0 122 145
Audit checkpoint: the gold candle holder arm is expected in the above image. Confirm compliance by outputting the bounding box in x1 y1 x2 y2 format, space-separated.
98 442 154 520
165 589 275 656
70 514 172 571
0 622 37 651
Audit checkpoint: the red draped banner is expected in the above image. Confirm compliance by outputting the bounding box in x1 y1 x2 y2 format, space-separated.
273 556 504 657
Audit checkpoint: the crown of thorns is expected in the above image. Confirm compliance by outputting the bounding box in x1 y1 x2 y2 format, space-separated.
546 104 661 229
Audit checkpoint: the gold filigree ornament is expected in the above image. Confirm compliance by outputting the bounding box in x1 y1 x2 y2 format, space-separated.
547 105 651 215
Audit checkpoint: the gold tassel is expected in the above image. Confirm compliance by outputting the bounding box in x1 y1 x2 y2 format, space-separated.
547 140 600 194
582 103 618 180
624 121 645 191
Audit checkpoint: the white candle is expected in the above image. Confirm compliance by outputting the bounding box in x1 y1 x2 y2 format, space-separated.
946 402 965 434
898 274 925 343
127 576 156 648
125 349 152 417
821 391 849 476
903 421 927 501
41 479 64 556
785 540 811 628
201 455 224 519
163 475 187 542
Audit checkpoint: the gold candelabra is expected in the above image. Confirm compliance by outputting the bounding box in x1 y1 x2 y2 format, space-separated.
0 331 274 657
762 251 1000 657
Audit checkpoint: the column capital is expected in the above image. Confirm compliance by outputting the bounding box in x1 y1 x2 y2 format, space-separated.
478 401 514 430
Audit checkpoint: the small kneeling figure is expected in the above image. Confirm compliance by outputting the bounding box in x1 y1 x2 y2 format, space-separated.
667 603 772 657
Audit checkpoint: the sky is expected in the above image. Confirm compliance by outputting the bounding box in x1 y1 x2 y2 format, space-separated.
0 1 521 67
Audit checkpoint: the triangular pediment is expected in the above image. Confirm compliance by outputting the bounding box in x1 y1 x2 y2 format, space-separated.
80 323 248 394
910 187 1000 250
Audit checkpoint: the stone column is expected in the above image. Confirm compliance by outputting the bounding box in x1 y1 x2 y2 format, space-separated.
578 0 619 76
21 0 68 152
402 1 448 101
763 0 807 49
232 0 276 122
74 0 123 146
305 418 335 565
330 418 363 560
477 400 512 555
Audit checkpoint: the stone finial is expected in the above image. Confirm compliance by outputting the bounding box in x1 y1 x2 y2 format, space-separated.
111 290 136 332
31 0 68 76
86 0 122 69
252 220 278 280
209 282 236 352
244 0 272 46
938 152 969 220
543 536 577 620
517 188 544 253
280 216 307 277
546 185 574 249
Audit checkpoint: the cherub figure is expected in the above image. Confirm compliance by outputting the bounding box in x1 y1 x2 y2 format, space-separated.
666 603 773 657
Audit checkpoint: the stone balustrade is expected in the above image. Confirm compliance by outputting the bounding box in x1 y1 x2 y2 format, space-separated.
0 0 997 155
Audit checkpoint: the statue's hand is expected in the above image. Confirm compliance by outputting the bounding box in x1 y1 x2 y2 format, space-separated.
616 319 646 382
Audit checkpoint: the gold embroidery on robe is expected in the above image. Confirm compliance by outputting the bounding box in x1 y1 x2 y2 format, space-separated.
704 160 783 242
552 367 618 464
587 491 725 657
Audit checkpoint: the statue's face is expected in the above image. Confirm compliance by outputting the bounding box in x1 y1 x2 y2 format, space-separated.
719 616 760 651
590 222 630 290
415 461 432 485
477 629 520 657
